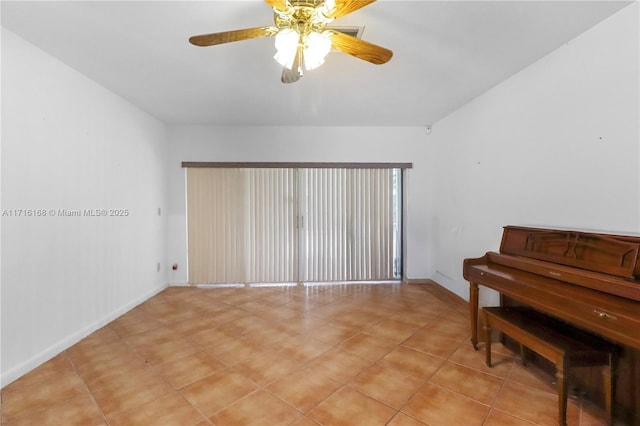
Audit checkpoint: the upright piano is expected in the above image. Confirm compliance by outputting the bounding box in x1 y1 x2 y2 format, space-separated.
463 226 640 423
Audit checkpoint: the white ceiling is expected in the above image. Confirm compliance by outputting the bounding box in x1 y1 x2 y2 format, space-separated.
1 1 632 126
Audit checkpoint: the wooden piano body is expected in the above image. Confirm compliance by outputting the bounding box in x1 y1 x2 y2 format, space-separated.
464 226 640 424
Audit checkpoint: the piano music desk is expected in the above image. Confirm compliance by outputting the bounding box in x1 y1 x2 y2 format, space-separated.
482 306 617 426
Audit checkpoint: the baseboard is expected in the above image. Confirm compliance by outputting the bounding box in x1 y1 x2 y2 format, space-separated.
404 278 469 318
1 282 168 388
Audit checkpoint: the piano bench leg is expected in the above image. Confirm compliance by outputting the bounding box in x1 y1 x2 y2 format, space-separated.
556 360 569 426
602 353 617 426
482 309 492 367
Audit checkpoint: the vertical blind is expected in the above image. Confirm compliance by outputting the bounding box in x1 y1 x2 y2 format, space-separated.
300 168 395 281
186 167 400 284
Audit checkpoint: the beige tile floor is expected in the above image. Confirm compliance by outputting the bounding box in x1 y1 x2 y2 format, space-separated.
1 283 612 425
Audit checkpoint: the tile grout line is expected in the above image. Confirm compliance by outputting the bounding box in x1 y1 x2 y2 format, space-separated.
63 349 110 425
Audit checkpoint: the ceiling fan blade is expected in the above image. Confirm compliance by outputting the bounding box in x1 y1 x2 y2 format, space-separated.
189 26 277 47
281 46 304 84
264 0 290 12
329 31 392 65
325 0 377 19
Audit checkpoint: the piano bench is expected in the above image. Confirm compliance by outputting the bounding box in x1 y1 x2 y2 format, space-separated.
482 306 617 426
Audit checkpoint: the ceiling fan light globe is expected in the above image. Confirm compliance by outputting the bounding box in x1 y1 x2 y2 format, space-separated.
274 29 299 68
304 31 331 70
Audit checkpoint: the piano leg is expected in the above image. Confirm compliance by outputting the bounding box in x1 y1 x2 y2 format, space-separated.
470 281 479 350
520 344 527 366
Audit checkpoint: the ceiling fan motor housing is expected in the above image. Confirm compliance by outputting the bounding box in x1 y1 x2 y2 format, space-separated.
274 1 335 37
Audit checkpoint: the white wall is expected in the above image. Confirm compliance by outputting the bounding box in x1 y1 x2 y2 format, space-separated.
166 126 431 285
1 29 169 386
426 3 640 304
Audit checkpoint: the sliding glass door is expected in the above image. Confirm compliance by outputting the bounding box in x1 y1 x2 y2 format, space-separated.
299 168 400 282
186 166 402 285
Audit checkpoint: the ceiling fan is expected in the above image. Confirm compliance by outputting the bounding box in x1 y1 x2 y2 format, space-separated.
189 0 393 84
